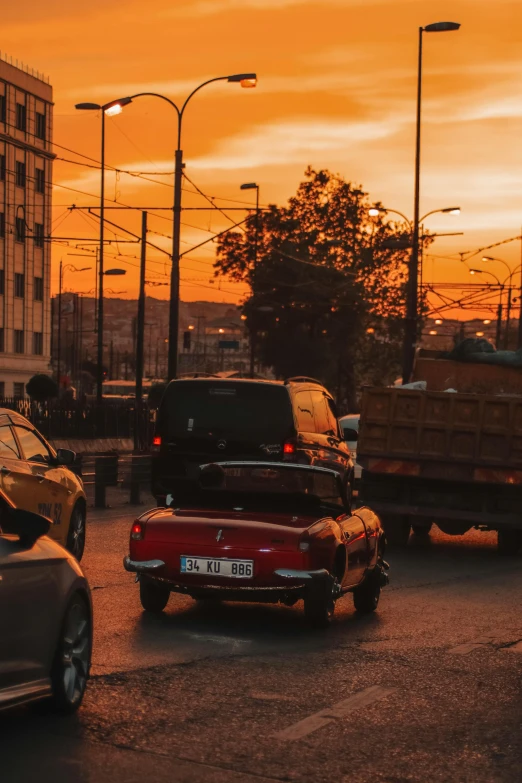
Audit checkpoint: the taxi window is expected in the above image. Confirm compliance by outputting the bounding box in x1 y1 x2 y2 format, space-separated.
0 425 20 459
14 427 51 464
295 391 315 433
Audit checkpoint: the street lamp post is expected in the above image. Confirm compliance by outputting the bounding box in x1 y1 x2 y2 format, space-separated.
402 20 460 383
87 73 257 382
480 256 516 348
75 98 132 403
240 182 260 376
469 268 504 347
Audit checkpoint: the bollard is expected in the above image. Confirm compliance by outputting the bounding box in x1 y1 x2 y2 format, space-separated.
129 455 151 505
94 454 118 509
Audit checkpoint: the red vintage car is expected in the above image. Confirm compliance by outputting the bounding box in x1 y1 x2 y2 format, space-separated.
124 462 389 627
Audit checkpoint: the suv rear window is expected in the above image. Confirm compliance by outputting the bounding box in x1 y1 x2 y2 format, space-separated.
160 381 294 443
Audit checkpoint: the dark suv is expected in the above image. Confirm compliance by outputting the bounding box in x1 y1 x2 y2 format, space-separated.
151 376 354 505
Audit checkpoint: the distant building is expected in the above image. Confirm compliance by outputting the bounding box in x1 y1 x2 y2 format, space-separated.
0 56 53 397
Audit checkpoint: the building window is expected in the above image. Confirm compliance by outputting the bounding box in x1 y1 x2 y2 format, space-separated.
0 382 4 398
16 103 26 132
0 328 3 352
15 217 25 242
33 332 43 355
34 276 43 301
36 168 45 194
0 269 4 295
14 330 24 354
36 112 46 140
34 222 44 248
15 161 26 187
14 273 25 298
0 154 5 181
13 382 25 398
0 212 4 238
0 94 5 123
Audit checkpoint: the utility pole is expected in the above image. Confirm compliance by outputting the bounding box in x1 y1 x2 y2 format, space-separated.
135 211 147 450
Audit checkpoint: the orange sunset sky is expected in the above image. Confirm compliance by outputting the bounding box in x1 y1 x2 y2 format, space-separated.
5 0 522 318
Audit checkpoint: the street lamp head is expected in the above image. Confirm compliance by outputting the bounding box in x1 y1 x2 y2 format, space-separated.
482 256 495 262
227 73 257 88
75 102 102 111
368 207 383 217
442 207 460 215
104 268 126 276
469 269 480 275
424 21 461 32
104 97 133 116
240 182 259 190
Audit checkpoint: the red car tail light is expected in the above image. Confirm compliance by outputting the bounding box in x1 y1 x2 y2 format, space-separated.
151 435 161 453
131 522 144 540
283 441 296 455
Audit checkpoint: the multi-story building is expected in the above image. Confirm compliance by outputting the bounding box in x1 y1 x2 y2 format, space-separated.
0 56 53 398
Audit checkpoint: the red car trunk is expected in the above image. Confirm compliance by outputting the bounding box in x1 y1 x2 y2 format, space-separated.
130 507 318 587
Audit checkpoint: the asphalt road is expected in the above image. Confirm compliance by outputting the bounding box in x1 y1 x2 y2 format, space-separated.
2 505 522 783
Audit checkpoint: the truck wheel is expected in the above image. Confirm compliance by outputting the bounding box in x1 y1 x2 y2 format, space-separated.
497 530 522 556
382 515 410 547
353 568 381 613
412 522 432 537
139 578 170 612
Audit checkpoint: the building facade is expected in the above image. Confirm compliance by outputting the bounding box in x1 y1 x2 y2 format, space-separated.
0 57 53 397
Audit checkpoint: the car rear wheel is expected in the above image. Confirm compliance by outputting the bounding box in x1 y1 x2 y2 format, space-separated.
382 514 410 546
497 529 522 556
49 593 91 713
353 568 381 613
304 579 337 628
66 502 86 561
411 521 432 537
140 577 170 612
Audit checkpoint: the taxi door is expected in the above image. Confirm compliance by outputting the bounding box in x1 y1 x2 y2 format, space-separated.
12 425 71 542
0 418 33 507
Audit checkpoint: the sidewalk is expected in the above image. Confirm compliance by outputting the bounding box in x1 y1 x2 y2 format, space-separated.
85 484 156 515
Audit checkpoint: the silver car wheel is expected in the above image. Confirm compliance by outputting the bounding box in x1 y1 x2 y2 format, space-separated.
60 599 90 707
67 504 86 561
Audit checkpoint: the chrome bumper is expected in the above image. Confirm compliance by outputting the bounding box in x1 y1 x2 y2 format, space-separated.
274 568 331 582
123 556 165 573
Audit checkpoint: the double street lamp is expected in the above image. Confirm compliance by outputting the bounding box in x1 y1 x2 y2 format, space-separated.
470 260 521 348
402 20 461 383
76 72 257 389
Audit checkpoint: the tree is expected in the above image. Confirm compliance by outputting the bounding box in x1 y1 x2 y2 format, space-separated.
215 168 413 407
26 374 58 402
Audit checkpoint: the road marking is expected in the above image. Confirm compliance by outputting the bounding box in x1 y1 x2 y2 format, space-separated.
275 685 395 741
186 632 251 646
448 643 487 655
250 692 298 702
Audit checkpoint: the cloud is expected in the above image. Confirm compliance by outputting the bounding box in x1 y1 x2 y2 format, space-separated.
187 118 403 171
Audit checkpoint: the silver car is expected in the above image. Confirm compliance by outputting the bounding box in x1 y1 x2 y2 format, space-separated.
0 493 92 713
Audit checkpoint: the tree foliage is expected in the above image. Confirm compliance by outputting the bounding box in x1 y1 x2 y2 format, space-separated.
26 374 59 402
215 168 414 407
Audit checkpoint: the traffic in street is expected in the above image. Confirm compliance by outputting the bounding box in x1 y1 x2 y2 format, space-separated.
2 502 522 783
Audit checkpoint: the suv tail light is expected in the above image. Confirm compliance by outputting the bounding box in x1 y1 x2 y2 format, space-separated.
283 440 296 455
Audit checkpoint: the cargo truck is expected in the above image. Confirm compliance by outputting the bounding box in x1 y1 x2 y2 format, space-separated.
357 354 522 554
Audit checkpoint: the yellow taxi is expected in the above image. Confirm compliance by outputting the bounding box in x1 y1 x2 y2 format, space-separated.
0 409 87 560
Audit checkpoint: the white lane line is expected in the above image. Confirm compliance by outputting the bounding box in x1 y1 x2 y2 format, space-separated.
275 685 395 741
448 643 487 655
185 632 251 646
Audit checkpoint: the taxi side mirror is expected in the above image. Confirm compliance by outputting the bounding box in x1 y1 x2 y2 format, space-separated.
343 428 358 442
56 448 76 466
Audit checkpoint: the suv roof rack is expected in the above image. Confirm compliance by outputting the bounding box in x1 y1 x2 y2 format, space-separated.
284 376 323 386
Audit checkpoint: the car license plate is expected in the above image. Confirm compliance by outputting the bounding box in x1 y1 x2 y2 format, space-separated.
180 556 253 578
